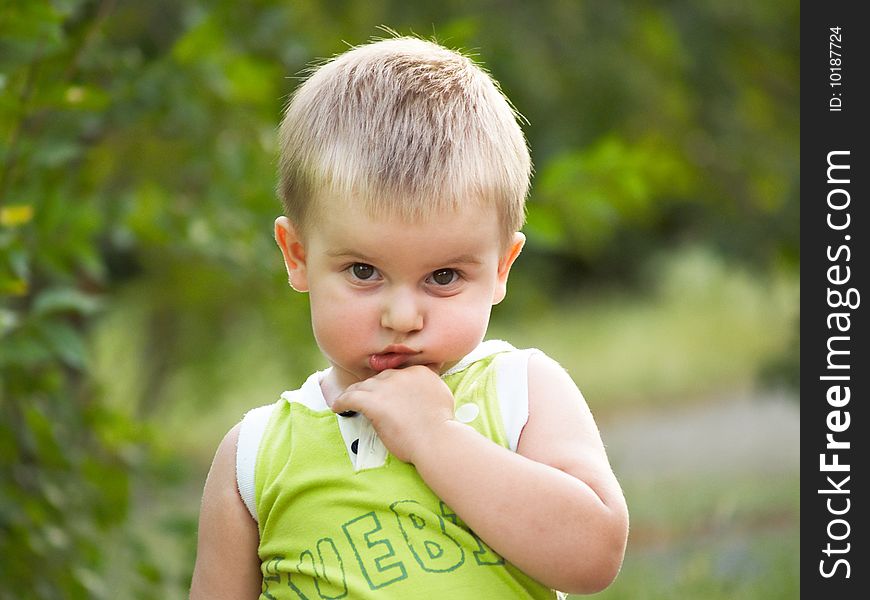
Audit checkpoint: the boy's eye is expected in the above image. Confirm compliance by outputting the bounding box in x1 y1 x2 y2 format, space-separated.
429 269 459 286
351 263 376 280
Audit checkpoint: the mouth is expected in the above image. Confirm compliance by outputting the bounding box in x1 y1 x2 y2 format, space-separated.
369 345 419 372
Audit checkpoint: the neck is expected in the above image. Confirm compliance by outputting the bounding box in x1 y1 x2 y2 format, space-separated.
318 368 353 408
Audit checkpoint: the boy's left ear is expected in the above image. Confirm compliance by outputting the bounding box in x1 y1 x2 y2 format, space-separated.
492 232 525 305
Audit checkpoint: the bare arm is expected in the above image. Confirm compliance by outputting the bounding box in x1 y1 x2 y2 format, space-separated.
332 356 629 594
190 424 262 599
415 354 628 593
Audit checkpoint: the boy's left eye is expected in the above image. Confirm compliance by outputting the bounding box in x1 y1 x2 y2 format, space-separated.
428 269 459 286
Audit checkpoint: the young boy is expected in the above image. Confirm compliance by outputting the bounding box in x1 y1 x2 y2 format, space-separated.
191 36 628 599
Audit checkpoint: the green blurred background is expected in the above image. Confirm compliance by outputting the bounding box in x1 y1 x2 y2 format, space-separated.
1 0 798 597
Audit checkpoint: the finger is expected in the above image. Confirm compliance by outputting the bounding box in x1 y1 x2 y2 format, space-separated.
334 383 367 412
331 389 368 416
345 377 381 392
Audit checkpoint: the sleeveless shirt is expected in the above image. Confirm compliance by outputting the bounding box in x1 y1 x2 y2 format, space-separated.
236 340 557 599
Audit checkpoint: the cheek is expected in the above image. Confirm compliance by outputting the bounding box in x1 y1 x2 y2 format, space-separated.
434 300 493 348
308 288 373 357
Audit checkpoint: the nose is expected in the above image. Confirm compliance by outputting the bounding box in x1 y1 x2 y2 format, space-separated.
380 288 424 333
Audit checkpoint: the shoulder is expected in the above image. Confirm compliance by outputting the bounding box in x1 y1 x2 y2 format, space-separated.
204 422 246 509
498 348 591 419
193 421 256 548
526 352 590 414
190 422 262 597
518 352 604 470
212 422 243 482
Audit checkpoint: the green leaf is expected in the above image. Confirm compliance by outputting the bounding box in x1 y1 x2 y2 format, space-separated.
23 403 66 468
33 287 103 317
0 329 52 366
36 320 88 369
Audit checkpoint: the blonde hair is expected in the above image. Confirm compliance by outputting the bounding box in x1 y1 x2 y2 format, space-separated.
277 36 531 242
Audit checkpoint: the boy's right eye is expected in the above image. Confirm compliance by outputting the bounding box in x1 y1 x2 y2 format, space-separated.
350 263 377 280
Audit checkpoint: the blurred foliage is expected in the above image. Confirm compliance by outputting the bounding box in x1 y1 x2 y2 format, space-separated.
1 0 797 595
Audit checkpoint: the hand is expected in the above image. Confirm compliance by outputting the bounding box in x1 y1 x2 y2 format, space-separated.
331 366 455 464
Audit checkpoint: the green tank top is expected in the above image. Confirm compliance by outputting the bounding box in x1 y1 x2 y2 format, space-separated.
248 342 555 599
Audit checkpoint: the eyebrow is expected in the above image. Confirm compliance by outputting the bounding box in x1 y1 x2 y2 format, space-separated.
437 254 483 266
326 249 375 261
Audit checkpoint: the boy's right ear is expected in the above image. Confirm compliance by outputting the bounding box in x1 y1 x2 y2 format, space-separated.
274 217 309 292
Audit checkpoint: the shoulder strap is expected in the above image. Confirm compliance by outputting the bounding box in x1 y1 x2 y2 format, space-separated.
442 338 515 377
235 402 277 522
494 348 541 452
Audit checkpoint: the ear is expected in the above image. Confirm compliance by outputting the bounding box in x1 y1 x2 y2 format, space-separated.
492 232 525 305
274 216 309 292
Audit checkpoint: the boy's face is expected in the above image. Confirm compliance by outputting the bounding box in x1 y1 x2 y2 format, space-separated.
275 198 524 392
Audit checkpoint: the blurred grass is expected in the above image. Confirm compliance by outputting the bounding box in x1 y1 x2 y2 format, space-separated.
492 247 798 415
581 473 799 600
587 526 799 599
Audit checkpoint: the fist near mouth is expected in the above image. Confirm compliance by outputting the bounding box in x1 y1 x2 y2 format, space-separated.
331 365 456 464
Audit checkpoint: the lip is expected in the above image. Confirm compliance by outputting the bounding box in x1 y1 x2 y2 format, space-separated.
379 344 419 355
369 345 420 372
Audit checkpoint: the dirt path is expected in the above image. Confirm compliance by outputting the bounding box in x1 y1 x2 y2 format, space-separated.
598 389 799 478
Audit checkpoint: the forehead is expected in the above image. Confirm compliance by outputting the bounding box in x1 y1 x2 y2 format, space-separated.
308 196 503 261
